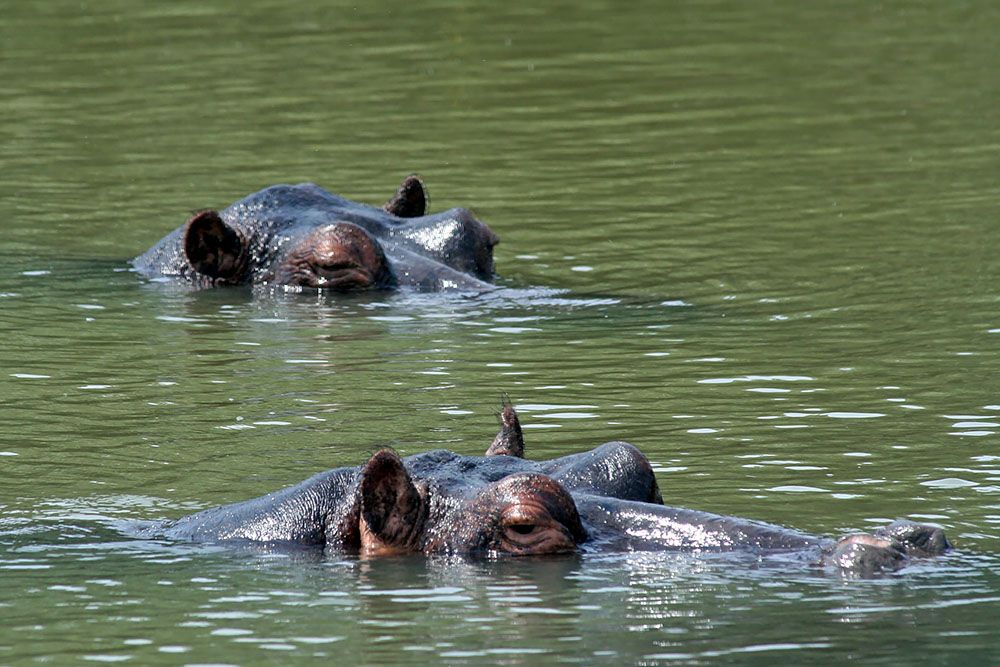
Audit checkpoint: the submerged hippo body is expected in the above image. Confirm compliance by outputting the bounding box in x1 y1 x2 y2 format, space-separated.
137 406 951 576
133 176 499 291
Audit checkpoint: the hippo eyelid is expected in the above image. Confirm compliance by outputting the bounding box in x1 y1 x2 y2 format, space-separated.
501 504 543 524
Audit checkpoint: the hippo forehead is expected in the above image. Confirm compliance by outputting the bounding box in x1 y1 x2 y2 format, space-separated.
397 445 654 502
221 184 463 238
402 450 540 496
224 184 359 219
220 185 380 238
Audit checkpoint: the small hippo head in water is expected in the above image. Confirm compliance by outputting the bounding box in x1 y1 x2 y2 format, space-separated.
143 404 952 575
133 175 500 291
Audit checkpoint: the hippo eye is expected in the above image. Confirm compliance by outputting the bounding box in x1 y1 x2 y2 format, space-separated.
490 480 582 556
498 514 577 555
502 521 543 545
315 259 359 273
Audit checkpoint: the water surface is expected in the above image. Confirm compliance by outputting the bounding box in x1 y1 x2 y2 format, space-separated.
2 1 1000 664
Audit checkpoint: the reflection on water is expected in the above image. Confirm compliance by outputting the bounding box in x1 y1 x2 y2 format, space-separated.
3 512 998 664
3 0 1000 663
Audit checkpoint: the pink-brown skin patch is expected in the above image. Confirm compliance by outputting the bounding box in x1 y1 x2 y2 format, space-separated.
274 223 393 290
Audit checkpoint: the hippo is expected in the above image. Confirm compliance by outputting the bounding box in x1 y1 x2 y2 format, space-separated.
134 404 951 575
133 175 499 291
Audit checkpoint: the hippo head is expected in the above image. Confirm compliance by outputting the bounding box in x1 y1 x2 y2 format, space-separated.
183 210 394 290
157 403 951 575
135 175 501 290
357 449 587 558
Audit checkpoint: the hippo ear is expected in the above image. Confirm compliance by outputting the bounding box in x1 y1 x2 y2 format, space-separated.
382 174 427 218
486 398 525 458
183 210 246 281
359 449 425 553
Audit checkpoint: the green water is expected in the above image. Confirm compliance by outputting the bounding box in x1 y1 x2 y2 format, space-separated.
3 1 1000 663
